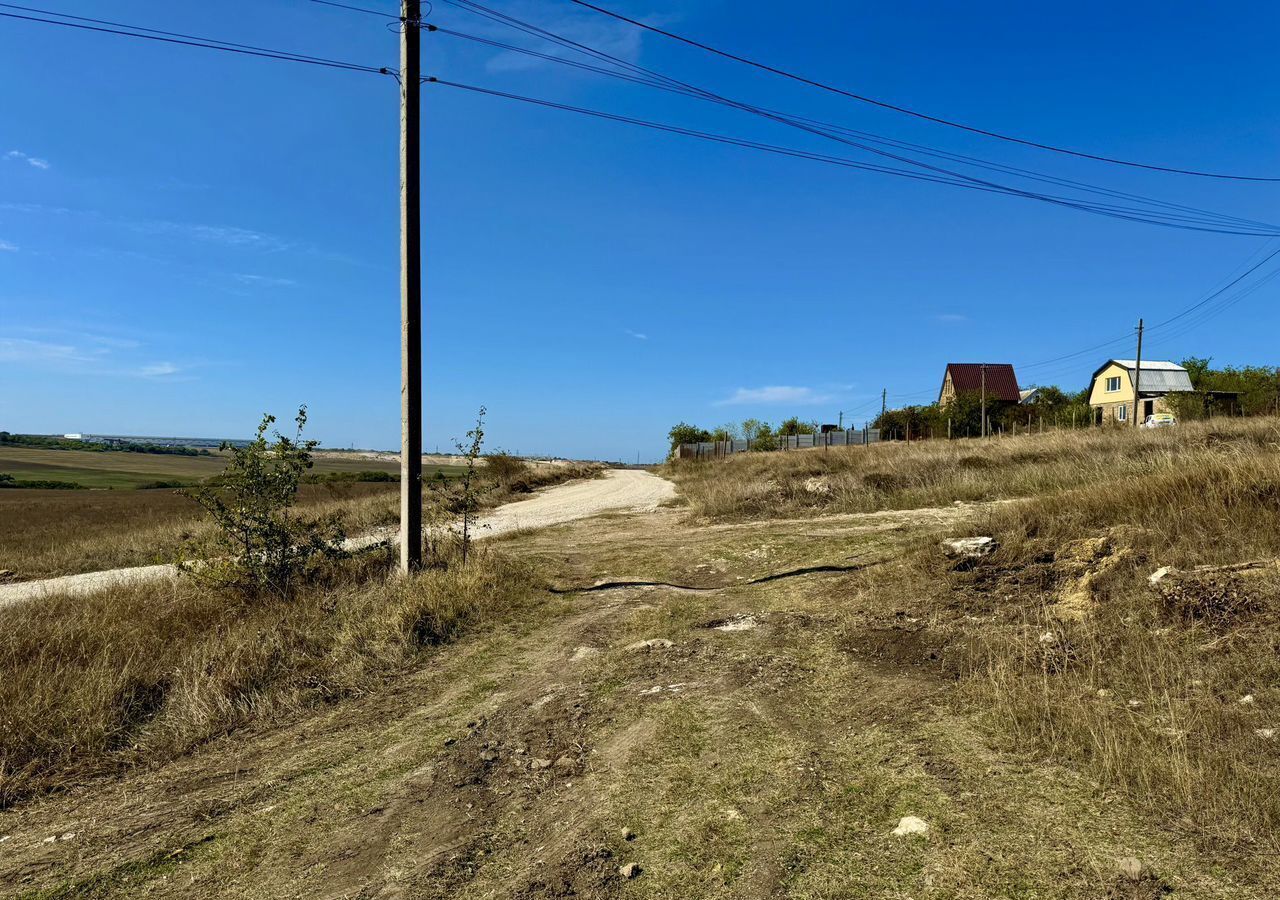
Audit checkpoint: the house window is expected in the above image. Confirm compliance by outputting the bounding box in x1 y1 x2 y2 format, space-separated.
1105 376 1122 392
1117 404 1127 422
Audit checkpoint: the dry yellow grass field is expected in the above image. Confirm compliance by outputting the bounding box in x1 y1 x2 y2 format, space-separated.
2 420 1278 898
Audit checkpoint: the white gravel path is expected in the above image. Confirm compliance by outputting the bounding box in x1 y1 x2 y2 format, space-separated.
0 469 675 608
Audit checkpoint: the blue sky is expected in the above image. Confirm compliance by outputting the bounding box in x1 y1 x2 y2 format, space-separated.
2 0 1278 460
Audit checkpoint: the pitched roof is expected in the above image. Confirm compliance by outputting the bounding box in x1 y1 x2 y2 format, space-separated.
1090 359 1194 394
1109 359 1186 372
941 363 1021 403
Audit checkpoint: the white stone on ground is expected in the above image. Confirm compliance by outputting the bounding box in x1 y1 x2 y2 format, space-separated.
940 537 997 559
891 816 929 837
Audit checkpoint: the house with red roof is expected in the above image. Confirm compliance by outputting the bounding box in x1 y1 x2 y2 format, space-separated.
938 363 1021 408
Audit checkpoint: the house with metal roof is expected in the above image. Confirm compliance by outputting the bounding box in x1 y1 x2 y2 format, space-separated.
938 363 1021 407
1087 359 1194 425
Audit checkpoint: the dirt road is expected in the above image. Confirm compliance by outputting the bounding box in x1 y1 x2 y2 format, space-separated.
2 499 1258 897
0 469 674 607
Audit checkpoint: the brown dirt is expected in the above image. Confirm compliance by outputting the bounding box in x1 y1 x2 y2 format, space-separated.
0 502 1271 898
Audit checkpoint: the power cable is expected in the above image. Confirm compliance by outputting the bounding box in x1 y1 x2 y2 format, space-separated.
424 77 1280 237
0 6 390 75
429 23 1275 234
433 1 1279 234
566 0 1280 182
308 0 399 18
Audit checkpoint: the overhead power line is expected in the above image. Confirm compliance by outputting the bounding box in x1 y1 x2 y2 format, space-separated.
0 4 391 75
429 22 1275 234
425 77 1280 236
433 0 1278 235
566 0 1280 183
1147 244 1280 331
307 0 400 19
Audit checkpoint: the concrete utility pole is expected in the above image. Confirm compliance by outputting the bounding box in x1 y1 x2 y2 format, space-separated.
838 410 843 430
881 389 887 422
399 0 423 573
980 363 988 438
1131 317 1144 428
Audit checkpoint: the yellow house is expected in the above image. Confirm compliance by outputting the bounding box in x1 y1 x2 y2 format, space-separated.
1088 359 1193 425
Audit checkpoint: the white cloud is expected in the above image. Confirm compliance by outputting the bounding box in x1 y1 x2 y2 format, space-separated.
0 330 193 379
7 150 50 169
0 337 87 364
0 240 17 252
716 385 833 406
131 219 290 251
625 328 647 340
480 2 649 73
233 273 297 287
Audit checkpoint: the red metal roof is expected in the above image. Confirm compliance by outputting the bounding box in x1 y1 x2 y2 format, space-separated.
943 363 1021 403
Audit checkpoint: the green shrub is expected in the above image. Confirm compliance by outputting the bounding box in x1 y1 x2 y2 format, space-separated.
180 407 345 597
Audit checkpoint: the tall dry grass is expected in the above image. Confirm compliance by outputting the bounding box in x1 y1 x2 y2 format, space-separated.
966 434 1280 847
1 462 601 581
0 543 542 809
667 417 1280 521
680 418 1280 844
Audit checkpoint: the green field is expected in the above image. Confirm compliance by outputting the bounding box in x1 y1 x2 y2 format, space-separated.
0 446 464 490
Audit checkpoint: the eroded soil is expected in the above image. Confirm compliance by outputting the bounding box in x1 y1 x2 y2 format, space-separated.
1 504 1271 898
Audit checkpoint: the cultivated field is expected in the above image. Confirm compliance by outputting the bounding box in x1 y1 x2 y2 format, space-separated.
0 448 536 580
3 419 1279 897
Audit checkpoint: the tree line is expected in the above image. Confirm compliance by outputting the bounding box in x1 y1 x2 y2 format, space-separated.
669 358 1279 451
668 417 822 452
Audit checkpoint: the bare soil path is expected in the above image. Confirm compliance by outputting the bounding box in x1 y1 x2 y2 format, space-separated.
0 469 673 608
3 496 1268 898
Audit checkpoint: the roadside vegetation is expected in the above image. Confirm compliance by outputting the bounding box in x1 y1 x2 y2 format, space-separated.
0 410 599 807
0 541 542 808
674 415 1280 852
668 416 1280 521
0 436 596 580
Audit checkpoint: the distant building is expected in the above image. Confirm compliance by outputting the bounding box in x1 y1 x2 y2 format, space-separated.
1019 388 1041 405
1088 359 1194 424
938 363 1021 407
63 433 84 440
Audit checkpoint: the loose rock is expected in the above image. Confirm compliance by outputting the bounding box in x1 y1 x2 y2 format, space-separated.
940 537 997 559
619 862 642 879
622 827 636 841
1117 856 1144 882
1148 566 1174 586
625 638 674 652
891 815 929 837
530 758 552 770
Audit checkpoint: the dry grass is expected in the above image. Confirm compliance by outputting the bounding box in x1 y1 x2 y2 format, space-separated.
667 418 1280 521
0 542 542 809
965 432 1280 848
0 461 602 581
0 484 401 581
679 417 1280 848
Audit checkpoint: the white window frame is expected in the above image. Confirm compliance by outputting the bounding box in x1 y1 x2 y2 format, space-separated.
1117 404 1127 422
1105 375 1122 393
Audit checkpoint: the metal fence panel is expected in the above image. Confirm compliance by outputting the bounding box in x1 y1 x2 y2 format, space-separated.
678 428 880 459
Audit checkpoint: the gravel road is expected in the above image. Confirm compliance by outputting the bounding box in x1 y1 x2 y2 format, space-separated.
0 470 675 608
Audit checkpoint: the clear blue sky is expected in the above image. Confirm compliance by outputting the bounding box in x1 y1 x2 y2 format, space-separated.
2 0 1277 460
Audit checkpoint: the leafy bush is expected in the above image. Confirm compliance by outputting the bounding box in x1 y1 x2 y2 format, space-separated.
0 473 87 490
180 407 345 597
484 451 531 486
